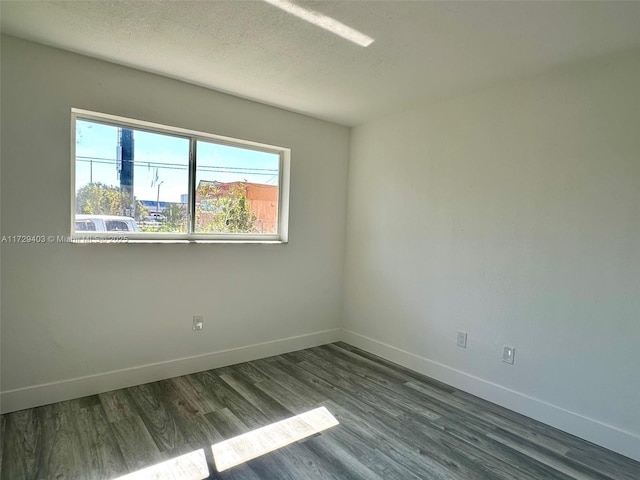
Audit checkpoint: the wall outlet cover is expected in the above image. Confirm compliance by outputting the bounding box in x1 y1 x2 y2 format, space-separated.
502 346 515 364
457 331 468 348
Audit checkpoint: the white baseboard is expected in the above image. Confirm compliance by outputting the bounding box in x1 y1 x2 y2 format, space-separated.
0 329 341 414
340 329 640 463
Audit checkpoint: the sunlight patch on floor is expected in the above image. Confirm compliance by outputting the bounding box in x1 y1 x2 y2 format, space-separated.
212 406 339 472
112 448 209 480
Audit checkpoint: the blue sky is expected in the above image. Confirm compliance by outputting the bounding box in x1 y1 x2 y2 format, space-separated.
75 120 279 203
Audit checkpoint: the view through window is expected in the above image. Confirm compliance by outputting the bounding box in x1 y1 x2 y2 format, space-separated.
73 111 288 241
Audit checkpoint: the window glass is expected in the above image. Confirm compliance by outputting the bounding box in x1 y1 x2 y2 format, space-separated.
194 140 280 234
75 119 189 234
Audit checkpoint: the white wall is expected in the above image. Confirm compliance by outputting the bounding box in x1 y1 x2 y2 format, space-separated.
344 50 640 460
0 36 349 411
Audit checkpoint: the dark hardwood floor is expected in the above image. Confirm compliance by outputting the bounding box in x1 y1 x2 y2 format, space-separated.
1 342 638 479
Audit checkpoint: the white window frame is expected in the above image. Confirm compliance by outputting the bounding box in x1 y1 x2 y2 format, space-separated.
71 108 290 243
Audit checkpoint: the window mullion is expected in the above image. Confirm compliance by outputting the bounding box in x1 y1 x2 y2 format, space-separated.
188 137 197 234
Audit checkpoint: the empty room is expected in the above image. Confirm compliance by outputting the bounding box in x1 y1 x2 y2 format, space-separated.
1 1 639 479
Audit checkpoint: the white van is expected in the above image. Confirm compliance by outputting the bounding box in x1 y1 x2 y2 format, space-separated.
75 215 139 233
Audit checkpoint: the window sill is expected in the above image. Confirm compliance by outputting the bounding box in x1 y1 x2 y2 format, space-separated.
70 238 287 245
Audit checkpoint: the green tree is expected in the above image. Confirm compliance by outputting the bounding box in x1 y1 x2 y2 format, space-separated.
196 183 257 233
162 203 189 232
76 183 147 219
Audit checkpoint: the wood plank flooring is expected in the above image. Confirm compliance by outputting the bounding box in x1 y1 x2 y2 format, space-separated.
1 342 638 480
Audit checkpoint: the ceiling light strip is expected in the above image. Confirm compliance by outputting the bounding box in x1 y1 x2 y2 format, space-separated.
263 0 374 47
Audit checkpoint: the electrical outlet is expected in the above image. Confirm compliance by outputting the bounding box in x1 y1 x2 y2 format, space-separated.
193 315 204 331
502 346 515 364
457 331 467 348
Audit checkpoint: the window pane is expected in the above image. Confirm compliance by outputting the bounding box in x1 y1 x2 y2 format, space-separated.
75 120 189 233
105 220 129 232
75 220 96 231
194 140 280 234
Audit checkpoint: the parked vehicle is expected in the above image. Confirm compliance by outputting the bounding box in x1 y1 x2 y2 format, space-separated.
143 212 167 222
75 215 139 232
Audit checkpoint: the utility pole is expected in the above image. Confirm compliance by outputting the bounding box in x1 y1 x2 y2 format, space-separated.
156 181 164 216
118 128 135 217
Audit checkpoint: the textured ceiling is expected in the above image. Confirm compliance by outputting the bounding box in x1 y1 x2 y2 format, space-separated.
2 1 640 126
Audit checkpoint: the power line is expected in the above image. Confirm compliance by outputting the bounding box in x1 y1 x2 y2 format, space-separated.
77 155 277 172
76 156 278 176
